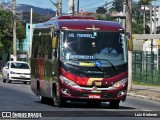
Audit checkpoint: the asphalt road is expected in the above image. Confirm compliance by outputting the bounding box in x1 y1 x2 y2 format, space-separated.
0 77 160 120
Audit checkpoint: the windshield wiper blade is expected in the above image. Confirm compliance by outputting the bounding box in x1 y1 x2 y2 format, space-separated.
81 60 107 75
69 59 106 74
94 58 118 71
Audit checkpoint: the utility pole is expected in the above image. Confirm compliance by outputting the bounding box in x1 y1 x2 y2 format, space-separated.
50 0 62 16
153 0 156 34
123 2 126 29
126 0 132 91
13 0 17 61
150 4 152 34
77 0 79 14
143 5 146 34
68 0 74 15
58 0 62 16
29 8 33 59
104 1 107 18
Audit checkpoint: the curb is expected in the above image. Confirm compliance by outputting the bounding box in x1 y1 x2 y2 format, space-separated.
127 92 160 103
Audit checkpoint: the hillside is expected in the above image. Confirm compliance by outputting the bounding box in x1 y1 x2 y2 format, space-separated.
17 4 56 16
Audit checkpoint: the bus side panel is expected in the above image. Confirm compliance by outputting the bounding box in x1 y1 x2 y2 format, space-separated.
31 58 39 96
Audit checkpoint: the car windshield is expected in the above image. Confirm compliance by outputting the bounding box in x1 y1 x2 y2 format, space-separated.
11 63 30 69
60 31 127 67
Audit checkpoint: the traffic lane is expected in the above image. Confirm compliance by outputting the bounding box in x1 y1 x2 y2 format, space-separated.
0 80 56 111
0 79 160 111
0 81 134 111
0 80 160 119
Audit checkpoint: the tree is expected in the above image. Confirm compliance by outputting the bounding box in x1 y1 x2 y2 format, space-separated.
0 9 13 53
111 0 126 12
96 7 106 14
16 22 26 52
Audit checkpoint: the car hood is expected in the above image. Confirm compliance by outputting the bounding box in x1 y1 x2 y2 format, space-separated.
10 68 30 73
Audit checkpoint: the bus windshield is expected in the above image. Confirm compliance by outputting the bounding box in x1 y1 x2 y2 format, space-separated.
60 31 127 67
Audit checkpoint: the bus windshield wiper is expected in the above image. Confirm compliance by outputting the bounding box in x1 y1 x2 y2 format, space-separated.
82 60 107 75
94 58 118 71
68 59 107 74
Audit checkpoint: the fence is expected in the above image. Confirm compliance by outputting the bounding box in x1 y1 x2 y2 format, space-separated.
132 50 160 84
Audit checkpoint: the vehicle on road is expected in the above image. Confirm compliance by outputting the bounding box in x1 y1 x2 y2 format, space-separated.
31 15 129 108
2 61 31 84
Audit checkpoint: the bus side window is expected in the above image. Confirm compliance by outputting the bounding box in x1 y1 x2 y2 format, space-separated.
52 30 59 61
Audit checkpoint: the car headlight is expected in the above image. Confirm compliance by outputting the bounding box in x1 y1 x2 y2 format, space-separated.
10 71 17 74
112 78 128 88
59 75 80 88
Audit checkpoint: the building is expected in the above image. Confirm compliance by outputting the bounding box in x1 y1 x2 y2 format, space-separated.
23 23 35 53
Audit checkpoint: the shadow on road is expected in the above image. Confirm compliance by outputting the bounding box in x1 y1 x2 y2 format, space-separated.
35 100 135 110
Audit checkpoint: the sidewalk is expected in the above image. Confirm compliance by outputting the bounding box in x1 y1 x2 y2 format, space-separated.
128 84 160 102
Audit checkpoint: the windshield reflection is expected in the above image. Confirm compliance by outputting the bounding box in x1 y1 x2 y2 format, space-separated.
60 31 127 67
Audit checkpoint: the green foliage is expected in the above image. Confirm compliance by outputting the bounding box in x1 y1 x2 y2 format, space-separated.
0 9 13 53
111 0 126 12
96 7 106 14
23 12 53 23
17 22 26 51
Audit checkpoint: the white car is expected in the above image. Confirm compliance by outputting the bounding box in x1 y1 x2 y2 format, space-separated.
2 61 31 84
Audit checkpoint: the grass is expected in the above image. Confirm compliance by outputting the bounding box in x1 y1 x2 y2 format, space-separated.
132 80 160 87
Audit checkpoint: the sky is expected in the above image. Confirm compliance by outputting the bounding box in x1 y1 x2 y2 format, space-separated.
2 0 160 13
15 0 114 13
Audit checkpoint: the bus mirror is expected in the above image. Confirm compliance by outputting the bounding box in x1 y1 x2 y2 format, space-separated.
128 39 133 51
52 37 57 48
126 32 133 51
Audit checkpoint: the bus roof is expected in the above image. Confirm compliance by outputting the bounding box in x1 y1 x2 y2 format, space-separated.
34 16 124 32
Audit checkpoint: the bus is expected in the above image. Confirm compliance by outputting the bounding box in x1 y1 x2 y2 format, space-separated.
31 15 128 108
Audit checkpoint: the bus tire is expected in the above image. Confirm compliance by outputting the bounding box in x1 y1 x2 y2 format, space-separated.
37 89 46 104
52 92 66 107
109 100 120 109
57 97 66 107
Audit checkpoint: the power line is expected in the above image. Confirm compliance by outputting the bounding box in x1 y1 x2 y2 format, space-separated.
80 0 114 12
80 0 106 9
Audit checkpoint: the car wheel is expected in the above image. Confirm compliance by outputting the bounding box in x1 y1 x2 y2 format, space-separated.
109 100 120 109
6 75 11 83
2 75 6 83
37 89 46 104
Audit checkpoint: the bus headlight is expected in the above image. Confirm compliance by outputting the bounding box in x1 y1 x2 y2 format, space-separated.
112 78 127 88
59 75 80 88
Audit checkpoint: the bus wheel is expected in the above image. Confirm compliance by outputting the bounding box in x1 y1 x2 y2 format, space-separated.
37 90 46 104
53 93 66 107
109 100 120 109
58 97 66 107
53 95 59 107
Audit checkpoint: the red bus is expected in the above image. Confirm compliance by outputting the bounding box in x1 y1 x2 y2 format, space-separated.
31 15 128 108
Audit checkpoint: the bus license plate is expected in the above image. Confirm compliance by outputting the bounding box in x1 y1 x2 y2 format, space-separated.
88 94 101 99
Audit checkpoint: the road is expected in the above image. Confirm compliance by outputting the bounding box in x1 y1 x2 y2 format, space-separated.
0 77 160 120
